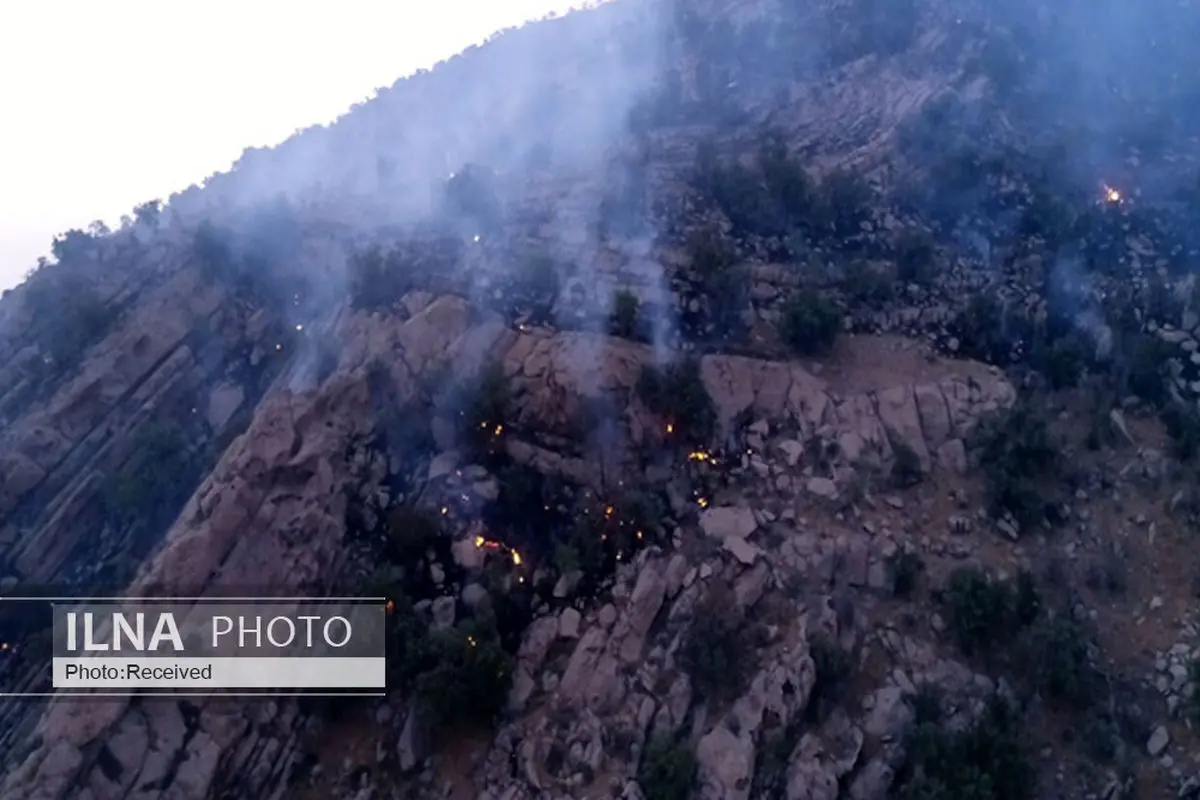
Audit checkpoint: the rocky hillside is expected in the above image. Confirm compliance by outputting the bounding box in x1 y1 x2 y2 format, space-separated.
2 0 1200 799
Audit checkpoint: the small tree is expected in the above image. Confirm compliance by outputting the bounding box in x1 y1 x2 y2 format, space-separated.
609 289 642 339
415 613 514 730
638 735 696 800
636 358 717 445
680 587 753 703
780 291 841 356
457 361 512 464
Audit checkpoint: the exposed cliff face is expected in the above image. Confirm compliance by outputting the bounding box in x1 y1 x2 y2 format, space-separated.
0 288 1014 799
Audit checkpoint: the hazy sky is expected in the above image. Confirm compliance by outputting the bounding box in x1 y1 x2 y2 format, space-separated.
0 0 580 291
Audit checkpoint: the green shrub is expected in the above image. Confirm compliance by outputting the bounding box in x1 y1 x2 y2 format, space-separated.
780 291 841 356
894 694 1035 800
938 567 1041 657
102 423 200 531
1019 614 1099 709
384 505 443 563
638 735 696 800
1120 334 1174 407
894 230 937 285
844 260 895 308
1029 331 1092 390
973 404 1064 532
414 613 514 730
514 254 560 309
890 441 924 488
806 631 854 722
636 358 717 446
39 290 114 369
680 589 753 703
812 170 872 239
888 550 926 598
1162 403 1200 462
457 361 512 464
609 289 642 339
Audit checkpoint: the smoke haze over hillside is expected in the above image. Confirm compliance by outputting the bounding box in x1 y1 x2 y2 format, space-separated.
0 0 582 290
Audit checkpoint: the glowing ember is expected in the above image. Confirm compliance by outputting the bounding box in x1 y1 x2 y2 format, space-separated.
605 506 614 518
385 600 395 613
697 497 709 508
511 550 522 566
688 451 712 462
665 423 674 434
474 535 485 547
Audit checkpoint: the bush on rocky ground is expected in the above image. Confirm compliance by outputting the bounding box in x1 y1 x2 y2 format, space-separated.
805 631 855 723
683 223 748 337
608 289 642 340
512 253 560 313
887 549 925 599
384 505 444 564
893 693 1035 800
1118 333 1175 408
1163 403 1200 462
102 423 201 531
780 290 841 356
38 290 114 370
444 163 502 233
557 490 664 592
1028 330 1093 390
893 229 937 286
680 586 755 703
413 612 514 730
637 357 717 446
456 361 513 465
637 734 696 800
843 260 895 308
348 245 411 311
890 441 924 488
1018 613 1100 710
949 292 1036 366
937 567 1041 657
972 403 1065 533
811 169 873 240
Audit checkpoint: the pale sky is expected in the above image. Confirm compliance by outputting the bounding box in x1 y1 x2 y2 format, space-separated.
0 0 580 291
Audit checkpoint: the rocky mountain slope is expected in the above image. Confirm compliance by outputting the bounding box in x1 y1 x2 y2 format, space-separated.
3 0 1200 798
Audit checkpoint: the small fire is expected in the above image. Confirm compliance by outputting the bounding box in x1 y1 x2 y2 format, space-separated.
688 451 712 462
665 423 674 435
511 550 522 566
605 506 614 518
1102 183 1122 204
474 535 502 551
697 497 709 508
